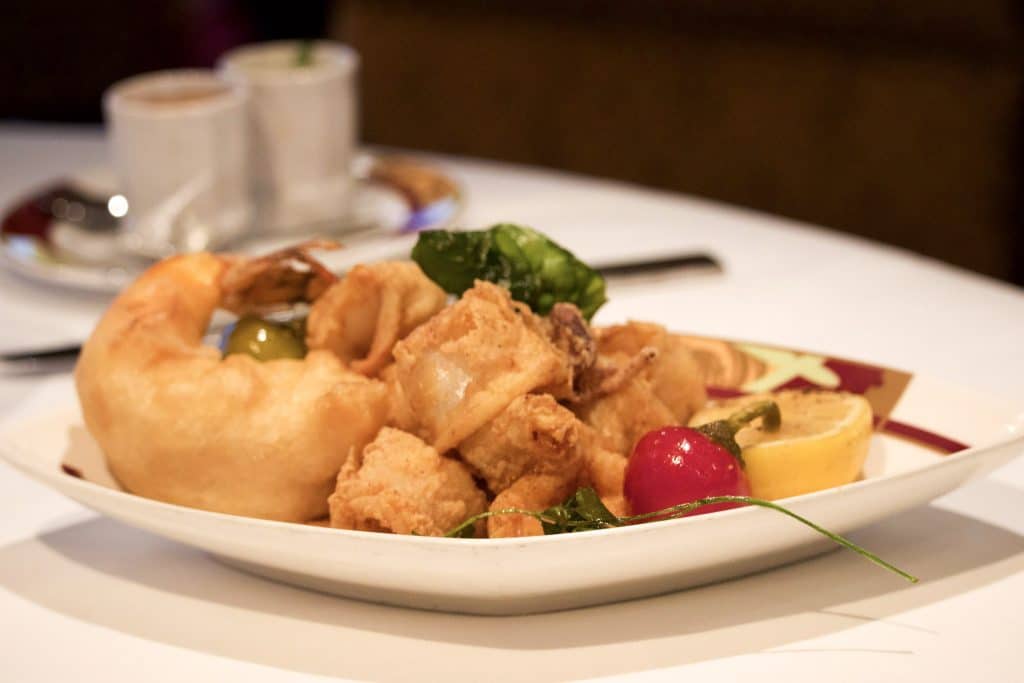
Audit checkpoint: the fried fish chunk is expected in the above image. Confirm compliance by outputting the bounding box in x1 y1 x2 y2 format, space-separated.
307 261 446 377
392 281 564 453
329 428 487 536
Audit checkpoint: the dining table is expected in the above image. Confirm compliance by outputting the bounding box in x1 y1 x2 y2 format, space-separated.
1 121 1022 683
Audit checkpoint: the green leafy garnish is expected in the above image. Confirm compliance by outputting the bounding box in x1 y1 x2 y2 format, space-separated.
445 487 918 583
411 224 608 320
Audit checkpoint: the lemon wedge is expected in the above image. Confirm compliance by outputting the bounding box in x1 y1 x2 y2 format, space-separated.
689 390 873 500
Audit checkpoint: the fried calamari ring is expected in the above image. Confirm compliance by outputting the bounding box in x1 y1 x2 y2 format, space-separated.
306 261 446 377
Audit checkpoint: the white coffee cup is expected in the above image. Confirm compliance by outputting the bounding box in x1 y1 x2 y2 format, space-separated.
103 69 252 257
218 40 359 235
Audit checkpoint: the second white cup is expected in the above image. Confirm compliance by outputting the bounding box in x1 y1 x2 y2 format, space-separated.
219 40 360 235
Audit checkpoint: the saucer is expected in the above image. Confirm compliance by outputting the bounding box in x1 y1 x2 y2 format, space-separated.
0 154 464 293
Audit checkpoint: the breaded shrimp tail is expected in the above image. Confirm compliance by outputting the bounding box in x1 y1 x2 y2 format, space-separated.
75 251 389 522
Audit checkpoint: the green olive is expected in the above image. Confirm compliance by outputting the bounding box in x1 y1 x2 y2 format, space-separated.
223 315 307 361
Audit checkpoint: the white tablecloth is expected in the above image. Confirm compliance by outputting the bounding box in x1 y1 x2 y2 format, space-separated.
1 123 1022 682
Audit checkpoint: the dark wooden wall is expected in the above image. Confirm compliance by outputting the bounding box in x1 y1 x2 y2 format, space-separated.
1 1 1020 283
334 0 1024 283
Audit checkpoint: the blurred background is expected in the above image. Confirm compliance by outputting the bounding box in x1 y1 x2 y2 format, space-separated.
3 0 1021 285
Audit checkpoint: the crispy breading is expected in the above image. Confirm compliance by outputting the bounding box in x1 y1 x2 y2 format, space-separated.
307 261 446 377
577 424 630 516
460 394 582 493
575 374 677 457
392 281 564 453
379 363 418 433
596 321 706 423
75 250 389 523
329 428 487 536
487 473 578 538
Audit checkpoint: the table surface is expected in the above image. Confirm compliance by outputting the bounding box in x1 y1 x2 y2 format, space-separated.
1 123 1022 682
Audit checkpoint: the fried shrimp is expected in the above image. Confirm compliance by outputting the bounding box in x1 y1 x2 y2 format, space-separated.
75 247 389 522
220 239 340 314
329 428 487 536
306 261 447 377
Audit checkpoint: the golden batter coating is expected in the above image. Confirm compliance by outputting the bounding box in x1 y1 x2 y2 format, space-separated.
577 425 631 517
487 473 579 538
575 374 677 457
307 261 446 377
378 363 418 433
75 250 389 522
596 321 707 424
76 242 713 538
392 281 564 453
329 428 487 536
460 393 582 493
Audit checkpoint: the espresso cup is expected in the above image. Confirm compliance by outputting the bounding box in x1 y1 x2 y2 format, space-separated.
218 41 359 235
103 69 252 257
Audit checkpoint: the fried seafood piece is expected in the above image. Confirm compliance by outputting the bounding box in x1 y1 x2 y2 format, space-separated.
75 248 390 522
460 394 582 493
329 428 487 536
306 261 447 376
392 281 564 453
477 405 632 538
575 374 677 457
577 425 630 517
595 322 707 423
461 395 601 538
220 239 340 314
379 363 418 432
531 302 598 401
487 474 579 538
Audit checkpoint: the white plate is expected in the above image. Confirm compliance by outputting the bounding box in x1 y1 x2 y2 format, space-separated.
1 358 1022 615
